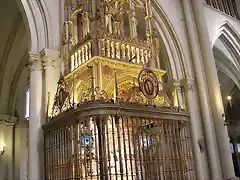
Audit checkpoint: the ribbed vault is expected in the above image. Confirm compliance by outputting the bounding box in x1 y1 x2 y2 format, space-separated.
0 0 29 119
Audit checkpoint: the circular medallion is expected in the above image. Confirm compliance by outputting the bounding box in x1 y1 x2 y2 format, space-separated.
138 69 159 99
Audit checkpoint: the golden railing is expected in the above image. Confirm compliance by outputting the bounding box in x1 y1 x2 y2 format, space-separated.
99 37 152 65
43 103 195 180
70 41 92 72
69 35 152 73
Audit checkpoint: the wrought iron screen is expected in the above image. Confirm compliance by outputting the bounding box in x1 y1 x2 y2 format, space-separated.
44 104 195 180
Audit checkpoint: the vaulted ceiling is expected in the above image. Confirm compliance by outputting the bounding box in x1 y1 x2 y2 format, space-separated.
0 0 29 119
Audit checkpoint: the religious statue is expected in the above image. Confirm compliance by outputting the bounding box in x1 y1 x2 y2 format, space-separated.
83 12 90 36
105 6 113 33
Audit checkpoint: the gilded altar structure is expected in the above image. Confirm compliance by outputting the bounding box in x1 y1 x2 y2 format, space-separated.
42 0 196 179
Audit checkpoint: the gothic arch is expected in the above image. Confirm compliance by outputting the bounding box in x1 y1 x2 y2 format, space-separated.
17 0 54 52
152 1 188 81
213 22 240 89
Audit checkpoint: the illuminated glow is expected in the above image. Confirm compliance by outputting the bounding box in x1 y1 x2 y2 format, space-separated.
227 96 232 100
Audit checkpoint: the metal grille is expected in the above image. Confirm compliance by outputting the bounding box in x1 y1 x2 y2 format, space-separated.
44 115 195 180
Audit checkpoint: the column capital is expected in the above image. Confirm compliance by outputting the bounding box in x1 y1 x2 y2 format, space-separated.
28 53 43 72
0 114 18 126
40 49 60 68
180 78 196 92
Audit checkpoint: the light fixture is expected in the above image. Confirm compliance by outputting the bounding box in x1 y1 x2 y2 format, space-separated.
1 143 6 155
227 96 232 100
227 95 232 107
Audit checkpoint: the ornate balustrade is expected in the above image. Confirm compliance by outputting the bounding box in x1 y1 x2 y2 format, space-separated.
99 37 152 65
43 102 195 180
69 35 152 73
70 40 93 72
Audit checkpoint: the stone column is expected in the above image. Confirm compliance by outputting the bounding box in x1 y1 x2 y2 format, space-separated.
28 53 44 180
41 49 60 117
191 0 237 179
181 78 208 180
15 120 28 180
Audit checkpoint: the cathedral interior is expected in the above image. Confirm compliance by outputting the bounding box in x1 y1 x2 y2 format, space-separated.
1 0 240 180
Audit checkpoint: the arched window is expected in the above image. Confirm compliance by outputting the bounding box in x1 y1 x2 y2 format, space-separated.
25 89 30 120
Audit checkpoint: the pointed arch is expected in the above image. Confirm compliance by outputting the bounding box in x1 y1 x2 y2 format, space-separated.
152 1 188 80
16 0 54 52
213 22 240 89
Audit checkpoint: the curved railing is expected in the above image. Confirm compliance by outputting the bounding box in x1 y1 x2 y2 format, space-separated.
43 102 195 180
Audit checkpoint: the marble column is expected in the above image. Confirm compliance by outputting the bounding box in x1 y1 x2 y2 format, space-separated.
191 0 237 179
41 49 60 117
28 53 44 180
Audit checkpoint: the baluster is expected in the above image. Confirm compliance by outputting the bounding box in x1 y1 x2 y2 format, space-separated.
126 45 131 60
116 42 120 59
78 50 82 66
71 55 75 71
140 49 144 64
75 53 78 68
131 47 136 63
136 48 140 64
88 42 92 59
121 44 126 60
111 41 115 58
82 47 85 63
85 45 89 61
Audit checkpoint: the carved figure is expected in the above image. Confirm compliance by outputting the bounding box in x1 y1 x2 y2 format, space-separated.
83 12 90 36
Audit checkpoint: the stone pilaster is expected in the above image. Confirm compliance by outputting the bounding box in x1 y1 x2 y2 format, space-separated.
28 53 44 180
40 49 60 117
191 0 237 179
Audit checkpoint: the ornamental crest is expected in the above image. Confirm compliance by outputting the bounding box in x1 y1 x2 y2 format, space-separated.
138 69 159 99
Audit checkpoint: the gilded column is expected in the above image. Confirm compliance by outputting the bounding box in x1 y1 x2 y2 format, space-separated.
191 0 237 179
28 53 44 180
41 49 60 117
